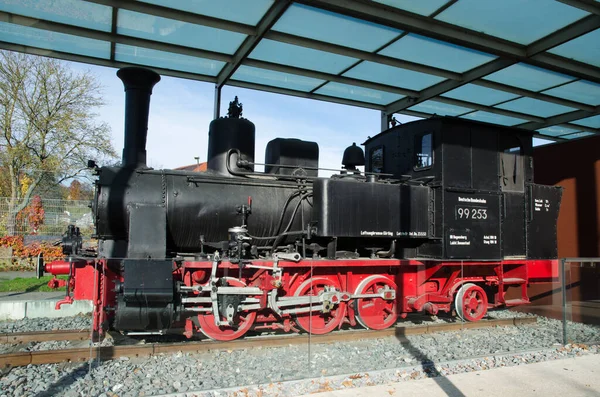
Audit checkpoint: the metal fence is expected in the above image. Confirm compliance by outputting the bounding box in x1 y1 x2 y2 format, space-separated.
0 196 93 238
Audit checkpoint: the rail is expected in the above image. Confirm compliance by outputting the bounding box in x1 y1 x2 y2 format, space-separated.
0 317 536 368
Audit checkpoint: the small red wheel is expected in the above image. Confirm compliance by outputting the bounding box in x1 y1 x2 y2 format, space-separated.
455 283 488 322
354 275 398 330
294 277 344 334
197 278 257 341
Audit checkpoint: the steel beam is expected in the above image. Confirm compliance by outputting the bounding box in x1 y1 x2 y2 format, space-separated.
386 13 600 115
473 80 596 113
526 13 600 55
517 108 600 131
214 85 221 119
0 41 218 84
84 0 254 35
434 97 545 123
0 11 234 63
529 52 600 82
226 80 385 111
216 1 290 88
243 59 419 97
560 123 600 134
380 111 388 132
301 0 600 84
109 6 118 62
263 31 461 80
298 0 521 57
385 59 514 115
557 0 600 16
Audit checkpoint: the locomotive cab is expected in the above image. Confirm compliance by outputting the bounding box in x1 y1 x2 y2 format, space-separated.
364 117 561 261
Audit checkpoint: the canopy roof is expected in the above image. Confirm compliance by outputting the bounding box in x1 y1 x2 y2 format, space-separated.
1 0 599 141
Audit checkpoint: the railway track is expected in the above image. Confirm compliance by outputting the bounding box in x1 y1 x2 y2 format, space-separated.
0 317 536 368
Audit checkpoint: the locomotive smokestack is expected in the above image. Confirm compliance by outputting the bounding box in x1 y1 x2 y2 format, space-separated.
117 67 161 168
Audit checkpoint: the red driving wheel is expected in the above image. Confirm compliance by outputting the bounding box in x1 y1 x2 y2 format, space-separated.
293 277 344 334
197 278 257 341
455 283 488 322
354 275 398 330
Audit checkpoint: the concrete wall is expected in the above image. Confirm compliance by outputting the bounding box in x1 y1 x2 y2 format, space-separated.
0 299 92 320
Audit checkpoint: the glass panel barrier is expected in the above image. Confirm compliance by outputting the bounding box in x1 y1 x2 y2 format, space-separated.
563 259 600 345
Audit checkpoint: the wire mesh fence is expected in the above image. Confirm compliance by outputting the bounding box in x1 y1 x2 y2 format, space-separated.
0 196 93 238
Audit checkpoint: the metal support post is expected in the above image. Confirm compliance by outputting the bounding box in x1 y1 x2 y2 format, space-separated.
214 85 221 120
380 111 388 132
561 258 567 345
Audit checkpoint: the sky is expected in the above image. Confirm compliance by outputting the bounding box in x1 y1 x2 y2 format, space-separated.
67 61 421 175
67 61 552 176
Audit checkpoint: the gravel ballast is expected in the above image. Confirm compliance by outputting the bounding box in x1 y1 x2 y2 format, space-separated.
1 310 599 397
0 314 92 334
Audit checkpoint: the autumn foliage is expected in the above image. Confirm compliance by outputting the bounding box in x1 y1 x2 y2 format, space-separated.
0 235 63 270
21 195 45 234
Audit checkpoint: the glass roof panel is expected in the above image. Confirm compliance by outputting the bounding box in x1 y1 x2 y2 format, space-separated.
436 0 589 45
496 97 576 118
483 63 576 92
571 115 600 129
373 0 452 16
461 111 526 126
117 10 246 55
343 62 444 91
561 131 596 139
138 0 275 25
249 39 359 75
0 0 112 32
408 100 472 116
273 4 401 52
537 126 581 137
379 34 496 73
533 137 555 147
548 29 600 67
315 82 404 105
542 80 600 106
232 66 324 92
442 84 519 106
0 22 109 59
115 44 225 76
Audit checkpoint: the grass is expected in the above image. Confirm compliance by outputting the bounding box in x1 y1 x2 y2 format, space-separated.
0 275 67 292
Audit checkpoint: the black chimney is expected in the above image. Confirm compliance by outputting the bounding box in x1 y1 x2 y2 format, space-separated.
117 67 161 168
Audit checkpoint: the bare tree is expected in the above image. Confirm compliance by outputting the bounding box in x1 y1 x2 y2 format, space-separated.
0 51 117 235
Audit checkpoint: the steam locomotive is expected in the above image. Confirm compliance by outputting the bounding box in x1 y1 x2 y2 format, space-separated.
40 67 562 340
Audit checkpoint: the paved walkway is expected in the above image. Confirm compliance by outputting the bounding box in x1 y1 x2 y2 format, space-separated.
300 354 600 397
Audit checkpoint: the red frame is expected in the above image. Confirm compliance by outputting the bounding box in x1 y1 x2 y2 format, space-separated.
44 257 558 336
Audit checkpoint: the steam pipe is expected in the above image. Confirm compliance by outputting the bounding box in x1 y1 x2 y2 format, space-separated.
117 67 161 168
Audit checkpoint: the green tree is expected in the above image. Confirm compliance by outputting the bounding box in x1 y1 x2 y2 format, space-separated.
0 51 117 235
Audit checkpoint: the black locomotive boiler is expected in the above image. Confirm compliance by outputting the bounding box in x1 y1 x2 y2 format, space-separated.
42 67 562 340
